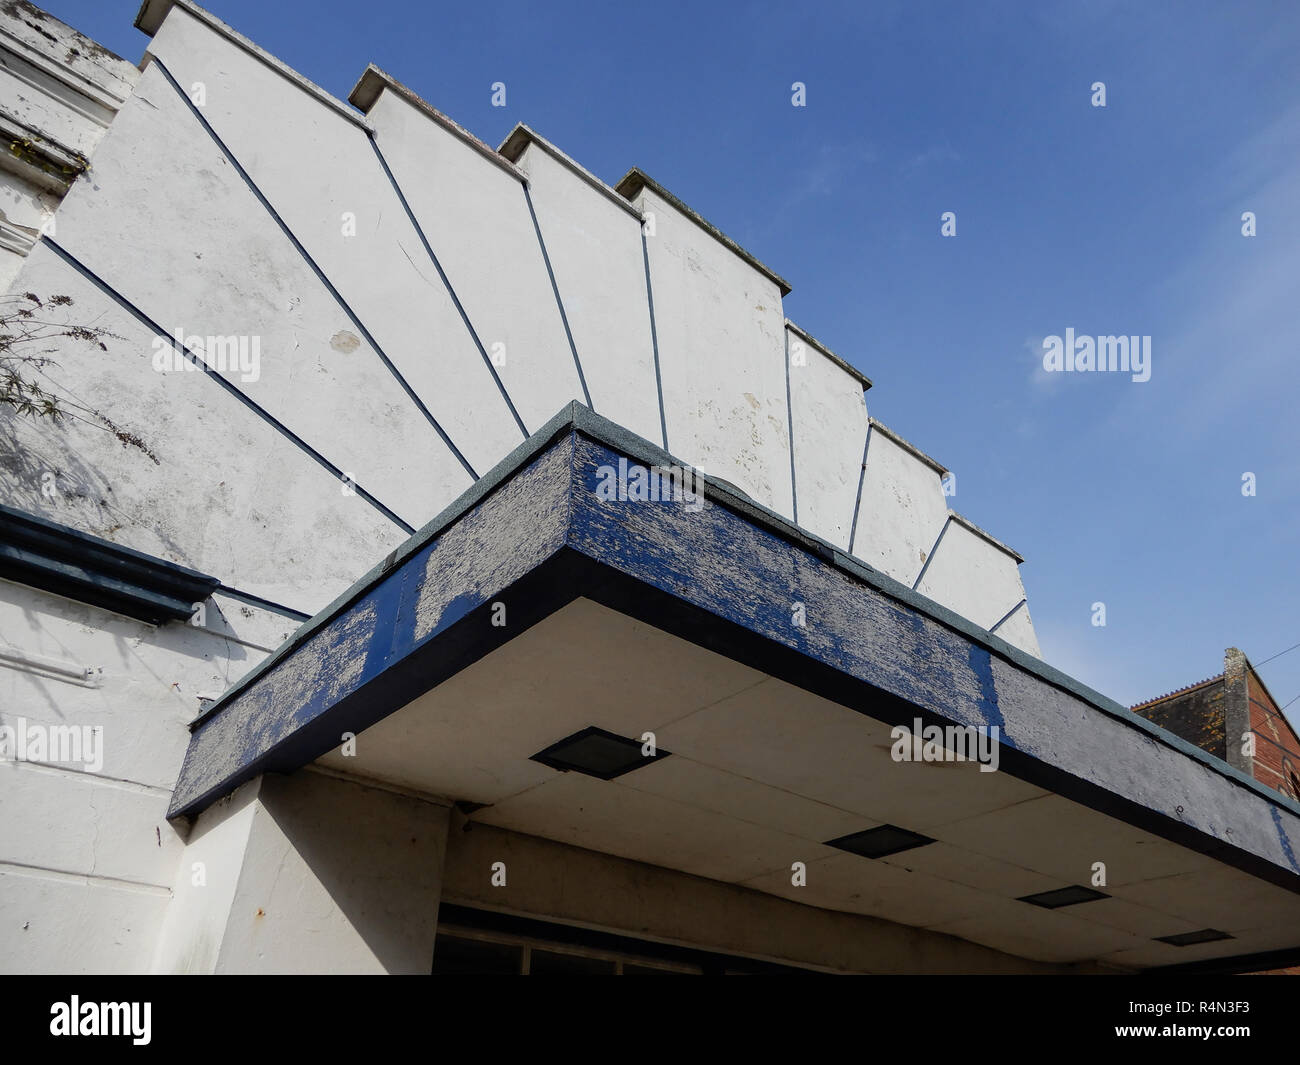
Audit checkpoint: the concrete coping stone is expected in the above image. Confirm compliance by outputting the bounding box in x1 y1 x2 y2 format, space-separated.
868 417 948 476
135 0 372 132
498 122 642 221
785 319 872 391
948 511 1025 565
614 166 793 297
350 63 527 185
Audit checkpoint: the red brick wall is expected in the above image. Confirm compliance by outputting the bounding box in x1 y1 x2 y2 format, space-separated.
1247 673 1300 801
1240 671 1300 975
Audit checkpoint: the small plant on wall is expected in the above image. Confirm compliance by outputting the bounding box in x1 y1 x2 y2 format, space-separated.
0 291 157 462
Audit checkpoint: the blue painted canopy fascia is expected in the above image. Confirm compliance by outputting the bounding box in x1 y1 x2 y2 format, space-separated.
166 404 1300 900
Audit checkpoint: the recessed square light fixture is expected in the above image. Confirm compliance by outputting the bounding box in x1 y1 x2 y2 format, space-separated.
530 726 669 780
1018 885 1110 909
1155 928 1234 947
824 824 934 859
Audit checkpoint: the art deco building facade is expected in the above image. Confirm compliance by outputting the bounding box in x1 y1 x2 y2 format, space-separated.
1 1 1297 974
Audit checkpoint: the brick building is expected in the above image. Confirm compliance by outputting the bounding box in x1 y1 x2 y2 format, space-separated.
1132 648 1300 977
1132 648 1300 803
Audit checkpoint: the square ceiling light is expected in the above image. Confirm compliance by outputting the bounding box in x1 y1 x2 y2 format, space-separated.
824 824 935 859
1155 929 1234 947
1018 885 1110 909
530 726 669 780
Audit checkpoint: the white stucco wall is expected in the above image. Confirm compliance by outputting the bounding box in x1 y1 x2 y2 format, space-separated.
0 2 138 290
362 85 584 437
786 324 868 550
917 517 1040 656
506 132 663 446
628 181 793 515
1 242 408 615
145 9 523 481
850 422 951 585
154 771 450 974
51 63 465 533
0 578 278 974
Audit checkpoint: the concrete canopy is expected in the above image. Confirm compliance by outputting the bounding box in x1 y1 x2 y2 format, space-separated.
170 403 1300 971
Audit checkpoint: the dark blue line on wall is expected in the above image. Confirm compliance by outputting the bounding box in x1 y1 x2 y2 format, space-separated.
367 134 530 441
784 329 798 524
639 229 668 452
848 416 871 555
42 238 416 535
912 514 952 591
217 584 312 623
523 184 592 410
988 598 1027 635
150 58 479 480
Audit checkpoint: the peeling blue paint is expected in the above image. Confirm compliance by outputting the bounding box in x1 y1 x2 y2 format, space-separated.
969 645 1009 744
1271 806 1300 873
434 592 484 637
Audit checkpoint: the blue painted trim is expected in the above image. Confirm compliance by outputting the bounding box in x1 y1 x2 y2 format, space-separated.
149 58 479 480
912 514 952 591
0 503 218 624
988 598 1027 635
523 184 592 410
366 132 529 441
216 584 311 623
783 328 798 523
639 230 668 451
41 238 416 534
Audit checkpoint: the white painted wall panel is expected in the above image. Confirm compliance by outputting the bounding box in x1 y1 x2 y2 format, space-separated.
992 601 1041 658
50 63 465 531
0 869 167 974
850 428 949 586
145 8 522 479
365 88 583 435
787 327 868 549
0 766 182 886
156 772 451 974
0 244 408 614
150 778 259 974
632 185 792 515
512 142 662 445
0 582 277 789
917 520 1039 657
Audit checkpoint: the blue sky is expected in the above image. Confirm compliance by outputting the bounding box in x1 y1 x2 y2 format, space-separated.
48 0 1300 723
